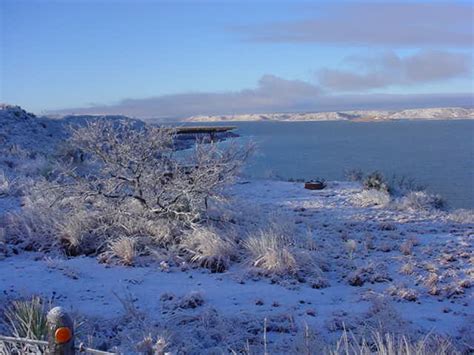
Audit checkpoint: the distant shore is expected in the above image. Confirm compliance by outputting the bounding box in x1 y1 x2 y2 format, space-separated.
185 107 474 123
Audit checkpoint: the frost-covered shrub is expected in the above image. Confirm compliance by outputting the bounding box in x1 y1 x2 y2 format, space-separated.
363 171 389 192
7 120 252 257
178 291 205 309
399 191 445 211
351 189 390 207
387 285 418 301
448 209 474 224
388 174 426 196
181 227 237 272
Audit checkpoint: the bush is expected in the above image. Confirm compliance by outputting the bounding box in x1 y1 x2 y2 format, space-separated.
363 171 389 192
351 189 391 207
399 191 445 211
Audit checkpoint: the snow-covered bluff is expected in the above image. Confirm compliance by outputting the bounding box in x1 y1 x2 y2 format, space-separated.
186 107 474 122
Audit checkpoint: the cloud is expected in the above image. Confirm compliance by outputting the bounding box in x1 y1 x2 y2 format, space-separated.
318 50 472 91
51 74 472 120
239 3 473 47
52 75 322 119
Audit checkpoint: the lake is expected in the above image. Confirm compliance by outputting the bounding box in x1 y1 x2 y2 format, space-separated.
188 120 473 209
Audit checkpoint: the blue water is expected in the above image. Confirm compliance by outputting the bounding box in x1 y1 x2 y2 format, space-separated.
191 120 473 209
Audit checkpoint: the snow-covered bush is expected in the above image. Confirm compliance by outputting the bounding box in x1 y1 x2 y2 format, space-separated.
181 226 237 272
399 191 445 211
8 119 252 257
351 189 391 207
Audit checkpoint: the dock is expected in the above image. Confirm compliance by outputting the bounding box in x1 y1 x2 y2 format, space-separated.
175 126 236 134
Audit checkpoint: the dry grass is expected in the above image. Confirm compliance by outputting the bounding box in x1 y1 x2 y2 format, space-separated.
399 262 415 275
181 227 237 272
399 240 414 256
4 296 48 340
387 285 418 302
328 329 459 355
109 236 138 266
244 229 298 276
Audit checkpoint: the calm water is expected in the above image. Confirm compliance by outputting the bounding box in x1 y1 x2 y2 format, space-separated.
198 120 473 209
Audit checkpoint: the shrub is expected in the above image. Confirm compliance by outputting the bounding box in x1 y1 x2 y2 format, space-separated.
388 174 426 196
399 191 445 211
351 189 390 207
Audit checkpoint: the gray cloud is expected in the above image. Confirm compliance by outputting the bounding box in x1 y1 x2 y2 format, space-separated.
239 3 474 47
318 50 472 91
51 74 472 120
52 75 321 119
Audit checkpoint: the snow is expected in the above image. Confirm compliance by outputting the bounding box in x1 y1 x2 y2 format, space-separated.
1 179 472 352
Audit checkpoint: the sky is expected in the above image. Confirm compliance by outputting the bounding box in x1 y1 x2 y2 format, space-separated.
1 0 473 119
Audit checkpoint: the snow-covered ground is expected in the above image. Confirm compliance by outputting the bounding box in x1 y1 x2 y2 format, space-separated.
1 179 473 353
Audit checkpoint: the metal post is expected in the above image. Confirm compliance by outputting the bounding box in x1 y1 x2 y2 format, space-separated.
46 307 75 355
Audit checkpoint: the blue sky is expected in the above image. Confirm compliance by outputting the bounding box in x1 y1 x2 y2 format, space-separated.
1 0 473 118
